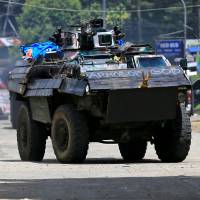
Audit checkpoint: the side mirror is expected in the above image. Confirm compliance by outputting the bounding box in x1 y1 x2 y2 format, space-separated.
180 58 188 70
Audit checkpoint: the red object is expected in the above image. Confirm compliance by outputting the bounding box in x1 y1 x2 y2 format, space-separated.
0 80 6 89
187 90 192 104
26 49 33 58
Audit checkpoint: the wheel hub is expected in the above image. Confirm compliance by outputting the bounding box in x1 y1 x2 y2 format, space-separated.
55 119 69 151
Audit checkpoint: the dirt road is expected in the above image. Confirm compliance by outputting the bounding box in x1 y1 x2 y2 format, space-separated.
0 119 199 200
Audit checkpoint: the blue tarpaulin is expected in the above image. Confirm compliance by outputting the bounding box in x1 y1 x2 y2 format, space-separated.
21 41 63 62
187 46 200 53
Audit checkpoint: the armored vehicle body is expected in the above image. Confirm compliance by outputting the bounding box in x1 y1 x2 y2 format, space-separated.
8 19 192 163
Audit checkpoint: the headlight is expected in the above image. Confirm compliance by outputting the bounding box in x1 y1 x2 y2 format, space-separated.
85 84 90 94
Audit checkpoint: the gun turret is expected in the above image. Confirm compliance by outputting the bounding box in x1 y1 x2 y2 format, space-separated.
79 19 114 50
50 19 115 51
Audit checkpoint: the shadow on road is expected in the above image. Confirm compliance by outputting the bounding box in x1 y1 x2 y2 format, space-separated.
1 158 161 164
2 126 14 130
84 158 161 164
42 158 161 164
0 176 200 200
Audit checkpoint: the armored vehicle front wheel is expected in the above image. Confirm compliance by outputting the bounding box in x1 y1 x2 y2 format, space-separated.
51 105 89 163
17 103 47 161
118 139 147 162
10 92 21 129
154 104 191 162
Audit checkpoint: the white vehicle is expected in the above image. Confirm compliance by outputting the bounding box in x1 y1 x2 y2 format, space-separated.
0 78 10 119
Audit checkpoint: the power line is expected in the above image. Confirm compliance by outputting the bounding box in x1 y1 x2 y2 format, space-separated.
0 13 17 17
158 30 184 38
1 0 200 13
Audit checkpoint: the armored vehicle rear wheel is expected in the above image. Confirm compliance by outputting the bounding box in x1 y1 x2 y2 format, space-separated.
118 139 147 162
154 104 191 162
17 103 47 161
51 105 89 163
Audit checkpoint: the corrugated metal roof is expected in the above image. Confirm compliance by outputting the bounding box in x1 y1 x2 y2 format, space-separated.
0 37 22 47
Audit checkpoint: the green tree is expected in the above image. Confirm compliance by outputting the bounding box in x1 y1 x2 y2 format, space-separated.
17 0 82 43
15 0 200 44
106 3 129 28
80 2 102 23
17 0 130 43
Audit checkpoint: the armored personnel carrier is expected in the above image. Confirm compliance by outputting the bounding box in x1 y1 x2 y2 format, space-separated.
8 19 192 163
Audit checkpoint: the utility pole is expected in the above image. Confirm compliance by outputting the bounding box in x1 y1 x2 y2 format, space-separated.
180 0 187 57
2 0 19 37
102 0 106 28
137 0 142 42
2 0 11 37
199 7 200 38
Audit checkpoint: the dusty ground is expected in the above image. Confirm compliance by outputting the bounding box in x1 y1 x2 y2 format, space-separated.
192 121 200 132
191 115 200 132
0 119 199 200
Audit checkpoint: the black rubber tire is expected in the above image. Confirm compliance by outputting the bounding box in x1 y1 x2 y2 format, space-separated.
17 103 47 161
154 104 191 162
51 105 89 163
118 139 147 162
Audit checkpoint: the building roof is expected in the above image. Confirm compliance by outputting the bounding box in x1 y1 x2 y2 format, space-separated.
0 37 22 47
